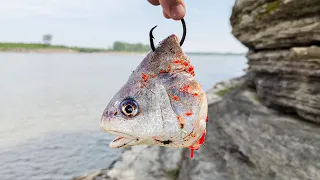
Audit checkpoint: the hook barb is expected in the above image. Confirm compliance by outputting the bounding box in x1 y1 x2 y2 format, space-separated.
149 25 158 52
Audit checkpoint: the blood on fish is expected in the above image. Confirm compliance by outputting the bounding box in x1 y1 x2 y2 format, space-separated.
177 116 185 129
183 62 189 66
167 65 171 72
206 116 208 122
141 73 148 82
173 95 180 101
179 85 191 93
190 149 195 158
198 130 206 145
188 66 194 72
193 93 199 97
185 109 193 116
159 69 167 73
188 130 207 158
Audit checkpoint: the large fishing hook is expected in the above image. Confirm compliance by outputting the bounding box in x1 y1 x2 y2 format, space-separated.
149 18 187 52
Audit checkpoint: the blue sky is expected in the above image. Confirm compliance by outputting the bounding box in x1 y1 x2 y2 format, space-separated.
0 0 247 53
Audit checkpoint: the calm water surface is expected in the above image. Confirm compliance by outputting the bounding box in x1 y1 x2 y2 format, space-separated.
0 53 247 180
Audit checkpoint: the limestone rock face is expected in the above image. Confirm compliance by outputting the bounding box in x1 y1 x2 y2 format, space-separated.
178 85 320 180
231 0 320 123
247 46 320 123
230 0 320 50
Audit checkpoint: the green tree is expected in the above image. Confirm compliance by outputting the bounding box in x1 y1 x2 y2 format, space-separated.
43 34 53 45
111 41 150 52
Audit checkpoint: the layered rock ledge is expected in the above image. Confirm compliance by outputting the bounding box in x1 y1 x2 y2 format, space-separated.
247 46 320 123
231 0 320 123
231 0 320 50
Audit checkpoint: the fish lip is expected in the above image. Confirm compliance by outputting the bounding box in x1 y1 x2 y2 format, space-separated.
102 129 140 148
109 137 137 148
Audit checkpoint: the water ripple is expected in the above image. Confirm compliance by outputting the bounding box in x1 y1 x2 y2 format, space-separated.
0 131 122 180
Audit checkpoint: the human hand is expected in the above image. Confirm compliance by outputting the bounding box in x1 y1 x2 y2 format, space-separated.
147 0 186 20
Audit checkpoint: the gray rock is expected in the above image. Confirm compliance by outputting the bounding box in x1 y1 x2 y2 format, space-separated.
246 46 320 123
85 146 183 180
230 0 320 50
178 84 320 180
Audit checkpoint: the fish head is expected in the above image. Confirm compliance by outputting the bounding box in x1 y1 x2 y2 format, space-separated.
100 34 207 151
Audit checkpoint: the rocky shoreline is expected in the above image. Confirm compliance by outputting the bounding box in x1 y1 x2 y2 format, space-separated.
73 0 320 179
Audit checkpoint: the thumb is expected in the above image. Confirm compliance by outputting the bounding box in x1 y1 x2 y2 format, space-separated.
159 0 186 20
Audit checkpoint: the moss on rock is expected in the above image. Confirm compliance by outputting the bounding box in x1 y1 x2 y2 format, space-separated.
266 0 280 14
166 168 180 180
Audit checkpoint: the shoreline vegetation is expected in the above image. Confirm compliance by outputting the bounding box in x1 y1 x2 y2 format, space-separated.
0 42 245 56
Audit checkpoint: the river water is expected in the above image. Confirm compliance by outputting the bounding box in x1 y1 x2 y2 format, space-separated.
0 52 247 180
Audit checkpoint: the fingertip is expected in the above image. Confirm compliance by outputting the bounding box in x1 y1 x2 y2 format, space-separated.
169 3 186 20
148 0 160 6
163 9 171 19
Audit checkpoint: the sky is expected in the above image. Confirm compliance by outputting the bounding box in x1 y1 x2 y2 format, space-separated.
0 0 247 53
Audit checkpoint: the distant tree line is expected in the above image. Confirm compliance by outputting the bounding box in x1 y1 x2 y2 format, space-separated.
0 33 151 53
111 41 150 52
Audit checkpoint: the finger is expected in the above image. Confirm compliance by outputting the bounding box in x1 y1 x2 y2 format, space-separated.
147 0 160 6
159 0 186 20
163 9 171 19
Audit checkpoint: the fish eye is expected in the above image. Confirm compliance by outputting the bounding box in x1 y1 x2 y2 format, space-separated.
120 98 139 117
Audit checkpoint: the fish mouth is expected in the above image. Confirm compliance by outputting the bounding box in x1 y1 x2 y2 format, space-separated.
109 136 139 148
104 130 140 148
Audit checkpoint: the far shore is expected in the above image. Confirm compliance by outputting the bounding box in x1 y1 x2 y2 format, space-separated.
0 48 245 56
0 43 245 56
0 48 148 56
